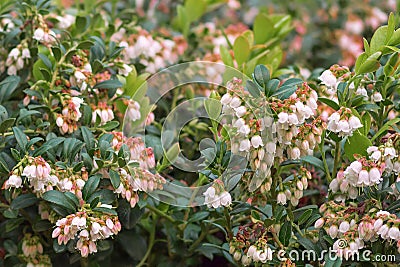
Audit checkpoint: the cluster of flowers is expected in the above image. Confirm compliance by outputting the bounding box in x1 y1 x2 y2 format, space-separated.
270 82 321 161
229 222 278 266
4 156 58 195
92 102 115 125
56 97 84 134
318 64 350 94
52 210 121 257
344 158 384 187
57 168 88 201
113 137 165 207
277 167 312 206
33 14 57 45
220 78 273 185
327 107 363 137
367 138 400 174
219 78 322 206
203 179 232 208
316 201 400 259
5 42 31 75
111 24 187 73
330 135 400 201
115 167 165 208
328 170 358 202
21 234 52 267
319 64 383 102
291 117 324 158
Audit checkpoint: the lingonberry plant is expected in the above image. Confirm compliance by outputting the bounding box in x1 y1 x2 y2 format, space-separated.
0 0 399 266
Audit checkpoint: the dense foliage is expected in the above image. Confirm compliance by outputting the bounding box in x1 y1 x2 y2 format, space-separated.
0 1 400 266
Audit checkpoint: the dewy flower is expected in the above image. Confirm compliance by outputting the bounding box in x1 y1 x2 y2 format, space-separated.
203 179 231 208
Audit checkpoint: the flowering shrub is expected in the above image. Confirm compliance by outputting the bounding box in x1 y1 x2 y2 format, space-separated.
0 0 400 266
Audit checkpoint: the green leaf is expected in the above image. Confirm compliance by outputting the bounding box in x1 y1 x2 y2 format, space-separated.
93 79 122 89
12 127 27 153
90 196 100 209
184 0 206 22
318 97 340 111
356 51 382 74
253 64 270 88
93 207 117 216
81 126 94 150
361 113 371 136
0 105 7 122
42 190 76 212
0 75 20 104
33 220 52 232
109 169 121 189
33 137 65 157
370 26 388 54
281 78 303 87
344 131 372 161
0 118 15 133
53 239 67 253
246 80 261 97
51 46 61 61
77 40 94 50
25 137 43 151
254 13 273 44
165 143 180 164
279 221 292 246
64 191 80 209
219 45 234 67
204 98 222 120
272 85 297 100
301 155 325 172
10 193 38 210
98 120 119 131
297 209 313 225
37 53 52 70
82 175 100 200
297 236 318 252
384 52 400 76
117 200 144 229
371 118 400 141
233 35 250 66
324 253 342 267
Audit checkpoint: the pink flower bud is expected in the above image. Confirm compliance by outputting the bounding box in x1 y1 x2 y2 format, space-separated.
52 227 61 238
314 218 324 228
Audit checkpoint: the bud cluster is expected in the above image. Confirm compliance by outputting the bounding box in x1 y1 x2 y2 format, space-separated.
317 201 400 258
21 234 52 267
56 97 84 134
5 42 30 75
52 210 121 257
228 222 273 266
